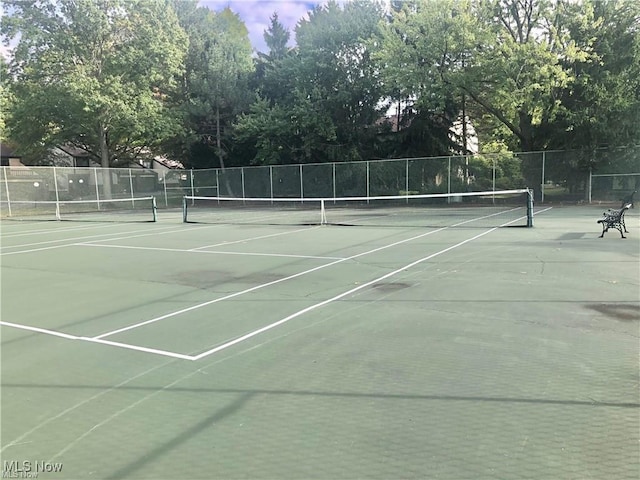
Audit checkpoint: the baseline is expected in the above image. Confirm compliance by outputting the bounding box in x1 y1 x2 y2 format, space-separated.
0 321 195 360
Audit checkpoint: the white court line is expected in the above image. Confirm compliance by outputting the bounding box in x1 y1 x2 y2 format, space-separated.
0 321 194 360
188 226 321 250
0 243 80 256
92 226 450 340
79 337 194 361
93 207 532 340
0 208 551 361
192 211 541 360
0 223 116 238
0 321 80 340
192 227 500 359
0 225 190 253
77 243 346 261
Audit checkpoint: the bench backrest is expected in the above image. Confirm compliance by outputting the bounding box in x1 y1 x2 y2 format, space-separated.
608 204 630 219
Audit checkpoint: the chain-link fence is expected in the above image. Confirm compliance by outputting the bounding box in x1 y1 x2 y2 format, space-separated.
2 147 638 216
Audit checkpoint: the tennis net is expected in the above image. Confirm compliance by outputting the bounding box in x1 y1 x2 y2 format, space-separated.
183 189 534 228
1 196 157 222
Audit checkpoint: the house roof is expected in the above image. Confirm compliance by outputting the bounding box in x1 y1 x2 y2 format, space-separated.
153 156 184 169
57 145 92 157
0 144 20 158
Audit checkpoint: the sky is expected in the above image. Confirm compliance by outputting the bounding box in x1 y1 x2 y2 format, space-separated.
0 1 337 59
198 0 330 53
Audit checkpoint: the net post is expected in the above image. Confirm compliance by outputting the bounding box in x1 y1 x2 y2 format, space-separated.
151 196 157 222
182 196 188 223
527 189 534 227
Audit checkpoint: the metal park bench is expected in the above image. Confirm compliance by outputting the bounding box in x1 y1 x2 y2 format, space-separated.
598 204 631 238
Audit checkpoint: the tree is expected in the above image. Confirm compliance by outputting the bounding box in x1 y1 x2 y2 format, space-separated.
376 0 595 152
553 0 640 150
179 6 254 173
1 0 187 197
294 0 386 162
0 56 11 143
253 13 293 105
237 0 386 165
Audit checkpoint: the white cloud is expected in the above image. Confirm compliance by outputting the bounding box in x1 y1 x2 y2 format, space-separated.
198 1 329 53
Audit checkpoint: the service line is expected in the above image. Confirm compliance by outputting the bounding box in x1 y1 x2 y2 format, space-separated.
92 226 450 340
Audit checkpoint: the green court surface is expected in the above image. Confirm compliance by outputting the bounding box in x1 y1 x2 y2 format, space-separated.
1 205 638 479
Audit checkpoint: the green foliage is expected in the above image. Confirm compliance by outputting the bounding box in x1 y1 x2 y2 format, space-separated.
0 56 13 144
2 0 637 184
2 0 187 166
237 0 387 165
178 6 254 169
551 0 640 151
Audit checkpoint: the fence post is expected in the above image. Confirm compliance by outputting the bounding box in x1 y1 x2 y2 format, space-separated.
215 169 220 203
405 159 409 203
2 167 11 217
241 167 246 200
53 166 60 219
366 160 370 203
332 163 336 200
300 164 304 200
541 151 546 203
492 157 496 203
94 167 101 207
269 166 273 202
163 173 168 207
129 168 135 206
447 157 451 203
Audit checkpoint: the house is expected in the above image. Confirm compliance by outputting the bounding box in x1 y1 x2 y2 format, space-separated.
49 145 93 167
49 145 184 172
47 146 185 195
0 144 25 167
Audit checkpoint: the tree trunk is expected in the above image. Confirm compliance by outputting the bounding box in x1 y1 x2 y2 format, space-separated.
216 105 234 196
99 123 112 199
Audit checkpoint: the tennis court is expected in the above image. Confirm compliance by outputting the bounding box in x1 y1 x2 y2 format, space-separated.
1 200 638 479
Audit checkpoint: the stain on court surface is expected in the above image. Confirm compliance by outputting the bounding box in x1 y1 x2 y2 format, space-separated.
371 282 413 292
586 303 640 322
168 270 287 289
556 232 587 240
